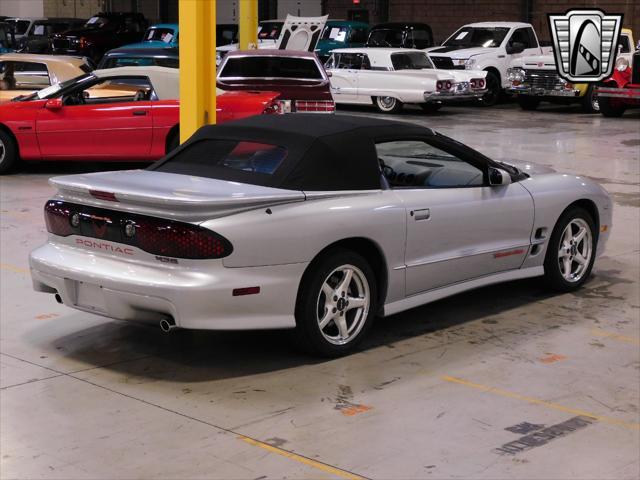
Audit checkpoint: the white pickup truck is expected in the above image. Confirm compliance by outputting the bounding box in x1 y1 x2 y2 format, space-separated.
426 22 550 105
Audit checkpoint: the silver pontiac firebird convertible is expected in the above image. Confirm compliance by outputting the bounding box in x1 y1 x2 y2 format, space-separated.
30 114 612 356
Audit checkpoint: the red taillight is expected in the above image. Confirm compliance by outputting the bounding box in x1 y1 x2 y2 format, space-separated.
44 201 74 236
470 78 485 89
436 80 453 91
79 37 88 49
89 190 118 202
294 100 335 113
133 217 231 259
43 200 233 260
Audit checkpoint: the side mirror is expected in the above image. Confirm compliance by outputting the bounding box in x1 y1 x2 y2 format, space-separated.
489 167 512 186
506 42 526 54
44 98 63 110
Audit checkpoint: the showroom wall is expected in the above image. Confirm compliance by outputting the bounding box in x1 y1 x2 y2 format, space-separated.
324 0 640 43
0 0 44 17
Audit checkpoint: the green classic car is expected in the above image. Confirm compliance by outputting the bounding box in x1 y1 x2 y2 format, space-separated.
315 20 369 62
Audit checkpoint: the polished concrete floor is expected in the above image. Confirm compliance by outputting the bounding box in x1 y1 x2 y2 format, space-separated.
1 103 639 479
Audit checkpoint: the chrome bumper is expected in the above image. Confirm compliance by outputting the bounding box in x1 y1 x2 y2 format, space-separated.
596 86 640 100
508 85 580 97
424 90 486 103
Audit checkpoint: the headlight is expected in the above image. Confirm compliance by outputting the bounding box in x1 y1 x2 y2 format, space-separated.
464 58 476 69
615 57 629 72
506 67 525 83
453 58 467 66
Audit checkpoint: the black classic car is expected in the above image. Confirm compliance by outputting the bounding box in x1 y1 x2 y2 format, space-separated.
366 22 434 50
17 18 85 53
51 12 148 62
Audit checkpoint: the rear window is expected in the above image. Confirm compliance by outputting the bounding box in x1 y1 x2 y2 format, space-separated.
155 140 288 178
8 20 31 35
220 56 322 79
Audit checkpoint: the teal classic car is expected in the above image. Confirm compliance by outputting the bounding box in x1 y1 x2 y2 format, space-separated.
123 23 178 49
315 20 369 61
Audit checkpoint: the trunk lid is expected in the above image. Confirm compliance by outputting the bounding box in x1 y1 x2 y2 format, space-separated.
50 170 306 222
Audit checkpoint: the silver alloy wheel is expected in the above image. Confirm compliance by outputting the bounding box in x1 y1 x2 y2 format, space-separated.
316 264 370 345
0 137 5 164
377 96 397 111
557 218 593 283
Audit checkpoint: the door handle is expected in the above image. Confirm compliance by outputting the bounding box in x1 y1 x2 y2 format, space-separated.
132 110 148 116
412 208 431 221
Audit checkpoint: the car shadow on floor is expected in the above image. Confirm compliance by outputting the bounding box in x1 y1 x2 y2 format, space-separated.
33 272 612 383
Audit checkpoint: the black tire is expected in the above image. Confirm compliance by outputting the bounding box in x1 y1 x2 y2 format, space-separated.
598 94 626 117
580 85 599 113
294 249 377 357
480 71 501 106
374 96 403 113
0 129 19 175
166 129 179 154
543 207 597 292
517 96 541 111
420 103 442 113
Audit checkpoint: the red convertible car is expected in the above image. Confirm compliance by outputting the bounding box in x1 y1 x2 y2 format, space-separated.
0 66 283 173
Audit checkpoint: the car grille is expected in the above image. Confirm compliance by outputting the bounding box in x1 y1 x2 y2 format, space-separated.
52 38 72 50
632 51 640 84
523 69 563 89
431 56 455 69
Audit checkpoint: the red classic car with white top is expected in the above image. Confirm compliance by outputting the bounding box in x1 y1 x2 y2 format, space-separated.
0 66 283 173
597 49 640 117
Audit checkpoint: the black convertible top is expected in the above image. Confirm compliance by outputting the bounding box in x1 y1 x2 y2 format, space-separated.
151 114 434 191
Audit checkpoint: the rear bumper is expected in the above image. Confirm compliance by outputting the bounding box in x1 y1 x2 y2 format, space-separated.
424 90 485 103
508 85 581 97
29 239 307 330
596 86 640 101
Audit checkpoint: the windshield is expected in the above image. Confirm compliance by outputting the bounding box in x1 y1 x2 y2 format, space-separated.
368 29 404 47
17 73 92 101
321 26 348 42
84 16 109 28
391 52 433 70
144 27 175 43
443 27 509 48
258 22 283 40
220 56 322 80
7 19 31 35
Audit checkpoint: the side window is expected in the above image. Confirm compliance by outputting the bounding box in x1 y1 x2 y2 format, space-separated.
508 28 533 48
350 28 368 44
526 27 538 48
376 140 484 188
0 61 50 90
64 77 155 106
324 53 338 69
360 54 371 70
617 35 630 53
336 53 362 69
407 29 431 49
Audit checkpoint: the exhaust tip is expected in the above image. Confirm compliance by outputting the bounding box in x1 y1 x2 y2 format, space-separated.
54 293 63 304
159 318 176 333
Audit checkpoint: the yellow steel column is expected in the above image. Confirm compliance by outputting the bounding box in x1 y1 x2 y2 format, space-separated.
239 0 258 50
179 0 217 143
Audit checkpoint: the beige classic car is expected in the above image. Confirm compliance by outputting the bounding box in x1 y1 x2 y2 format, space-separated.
0 54 92 103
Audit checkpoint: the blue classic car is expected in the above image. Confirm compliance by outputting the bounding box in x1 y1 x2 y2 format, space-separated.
315 20 369 62
123 23 178 49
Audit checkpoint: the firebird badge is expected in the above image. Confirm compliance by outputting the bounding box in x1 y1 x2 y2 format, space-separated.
548 9 623 82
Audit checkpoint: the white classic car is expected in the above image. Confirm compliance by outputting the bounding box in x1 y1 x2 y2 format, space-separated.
325 48 487 113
